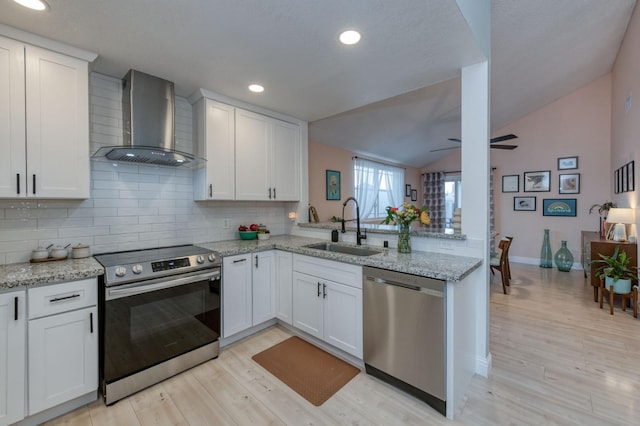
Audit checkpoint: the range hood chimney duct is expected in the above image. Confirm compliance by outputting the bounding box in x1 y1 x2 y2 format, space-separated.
92 69 203 167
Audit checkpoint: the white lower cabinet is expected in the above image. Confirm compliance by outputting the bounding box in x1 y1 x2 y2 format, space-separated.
0 289 26 426
223 251 277 338
292 255 363 358
275 251 293 325
27 278 98 415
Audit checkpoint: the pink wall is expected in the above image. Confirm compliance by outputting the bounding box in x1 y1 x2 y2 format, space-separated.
425 75 612 263
307 141 421 221
612 2 640 212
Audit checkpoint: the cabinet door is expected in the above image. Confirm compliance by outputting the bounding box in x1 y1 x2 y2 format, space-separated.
28 306 97 415
25 45 89 198
0 290 26 426
292 272 323 340
193 99 235 200
271 119 300 201
235 108 270 200
222 254 253 337
252 251 276 325
323 281 363 358
275 251 293 325
0 36 26 199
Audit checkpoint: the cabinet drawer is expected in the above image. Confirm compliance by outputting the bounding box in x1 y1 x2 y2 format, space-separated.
293 254 362 289
28 278 97 319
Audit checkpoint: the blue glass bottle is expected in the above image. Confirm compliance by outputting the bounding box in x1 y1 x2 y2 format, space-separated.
540 229 553 268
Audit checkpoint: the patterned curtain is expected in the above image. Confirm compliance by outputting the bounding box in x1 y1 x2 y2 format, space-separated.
422 172 446 232
489 172 495 253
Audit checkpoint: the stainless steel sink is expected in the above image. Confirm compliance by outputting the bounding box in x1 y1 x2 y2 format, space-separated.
303 242 382 256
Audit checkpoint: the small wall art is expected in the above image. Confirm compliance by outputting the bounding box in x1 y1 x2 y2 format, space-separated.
411 189 417 202
557 156 578 170
502 175 519 193
514 196 536 211
524 170 551 192
542 198 577 217
558 173 580 194
326 170 341 200
405 184 412 197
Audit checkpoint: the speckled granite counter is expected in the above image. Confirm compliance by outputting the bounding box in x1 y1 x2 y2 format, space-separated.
198 235 481 282
0 257 104 291
298 221 467 240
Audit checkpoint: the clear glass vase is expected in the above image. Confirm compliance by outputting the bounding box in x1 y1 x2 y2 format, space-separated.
554 240 574 272
398 223 411 253
540 229 552 268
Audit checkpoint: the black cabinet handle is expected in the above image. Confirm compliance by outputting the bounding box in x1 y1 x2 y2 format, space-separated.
273 188 276 199
50 294 81 303
323 283 327 299
233 258 247 263
268 188 272 199
32 174 36 194
317 282 321 297
209 184 212 197
14 297 18 321
16 174 20 194
90 312 94 334
255 255 259 268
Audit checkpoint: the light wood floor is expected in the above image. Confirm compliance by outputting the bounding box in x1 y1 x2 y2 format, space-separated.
46 264 640 425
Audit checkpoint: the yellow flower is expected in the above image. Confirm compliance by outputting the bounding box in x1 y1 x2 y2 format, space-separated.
420 211 430 225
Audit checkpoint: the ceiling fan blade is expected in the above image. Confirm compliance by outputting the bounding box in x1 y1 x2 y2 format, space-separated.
430 146 460 152
490 144 518 150
447 138 461 143
490 134 518 143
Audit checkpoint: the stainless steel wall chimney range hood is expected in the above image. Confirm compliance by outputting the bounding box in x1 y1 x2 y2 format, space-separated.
92 70 204 167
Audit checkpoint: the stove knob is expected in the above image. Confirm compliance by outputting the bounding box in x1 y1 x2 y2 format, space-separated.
196 255 205 264
132 264 143 274
114 266 127 277
208 253 217 262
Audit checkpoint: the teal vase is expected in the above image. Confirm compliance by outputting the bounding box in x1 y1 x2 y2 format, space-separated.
540 229 552 268
398 223 411 253
554 240 574 272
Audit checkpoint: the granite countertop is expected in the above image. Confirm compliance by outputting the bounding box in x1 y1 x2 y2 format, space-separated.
298 221 467 240
0 257 104 291
198 235 482 282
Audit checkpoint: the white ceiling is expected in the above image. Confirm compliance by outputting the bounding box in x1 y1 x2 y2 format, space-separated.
0 0 636 168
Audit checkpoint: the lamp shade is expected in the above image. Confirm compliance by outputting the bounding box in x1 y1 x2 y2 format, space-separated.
605 208 635 224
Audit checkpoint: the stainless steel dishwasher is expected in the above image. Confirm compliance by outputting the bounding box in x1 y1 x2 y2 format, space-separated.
363 266 446 415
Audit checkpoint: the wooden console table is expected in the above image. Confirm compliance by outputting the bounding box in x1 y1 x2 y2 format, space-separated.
582 230 637 302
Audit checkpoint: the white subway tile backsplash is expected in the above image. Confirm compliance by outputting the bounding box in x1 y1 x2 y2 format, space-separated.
93 216 139 226
57 226 110 238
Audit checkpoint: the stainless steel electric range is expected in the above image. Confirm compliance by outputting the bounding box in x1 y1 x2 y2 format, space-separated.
94 245 221 405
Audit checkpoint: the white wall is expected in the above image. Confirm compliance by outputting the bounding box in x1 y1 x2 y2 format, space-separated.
0 73 292 264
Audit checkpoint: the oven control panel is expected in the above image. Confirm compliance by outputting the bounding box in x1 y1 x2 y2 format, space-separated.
151 257 191 272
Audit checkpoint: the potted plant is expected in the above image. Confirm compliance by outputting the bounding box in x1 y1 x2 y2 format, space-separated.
591 247 638 293
589 201 616 237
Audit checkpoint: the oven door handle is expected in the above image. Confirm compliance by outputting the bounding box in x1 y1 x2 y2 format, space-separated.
106 270 220 300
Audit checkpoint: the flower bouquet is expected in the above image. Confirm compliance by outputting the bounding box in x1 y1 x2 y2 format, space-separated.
382 203 429 253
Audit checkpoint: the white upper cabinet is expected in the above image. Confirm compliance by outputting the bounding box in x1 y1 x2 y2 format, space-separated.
192 96 301 202
193 98 235 200
235 108 300 201
0 36 90 199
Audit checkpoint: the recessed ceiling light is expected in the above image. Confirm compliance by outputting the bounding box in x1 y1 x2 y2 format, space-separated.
339 30 361 45
13 0 49 11
248 84 264 93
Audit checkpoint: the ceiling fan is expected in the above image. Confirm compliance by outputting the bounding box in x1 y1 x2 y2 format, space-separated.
430 134 518 152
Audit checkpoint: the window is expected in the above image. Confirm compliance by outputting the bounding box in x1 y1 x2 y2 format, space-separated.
353 158 404 220
444 173 462 232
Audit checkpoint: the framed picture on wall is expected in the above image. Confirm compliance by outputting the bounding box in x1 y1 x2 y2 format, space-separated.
558 173 580 194
622 164 628 192
542 198 577 217
614 169 620 194
628 161 635 191
557 156 578 170
405 184 412 197
502 175 519 193
411 189 417 202
514 196 536 211
524 170 551 192
326 170 341 200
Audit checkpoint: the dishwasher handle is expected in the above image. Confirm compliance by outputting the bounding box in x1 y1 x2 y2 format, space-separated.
365 275 444 298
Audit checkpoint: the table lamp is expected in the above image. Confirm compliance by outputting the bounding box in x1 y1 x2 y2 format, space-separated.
605 208 635 242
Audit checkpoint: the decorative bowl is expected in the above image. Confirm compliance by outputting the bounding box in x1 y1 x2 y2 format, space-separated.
239 231 257 240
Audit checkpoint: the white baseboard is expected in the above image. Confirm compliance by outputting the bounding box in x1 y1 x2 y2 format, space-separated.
475 352 492 378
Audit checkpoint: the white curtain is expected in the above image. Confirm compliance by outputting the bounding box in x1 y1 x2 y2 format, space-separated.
354 158 404 220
